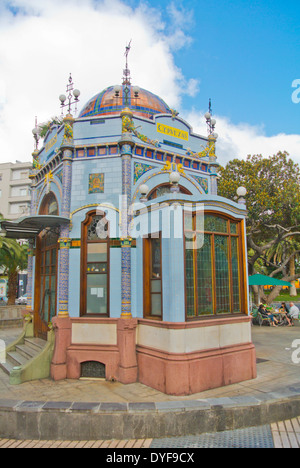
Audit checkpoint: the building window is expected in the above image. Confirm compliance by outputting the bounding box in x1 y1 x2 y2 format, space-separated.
148 184 192 200
81 211 109 316
143 234 162 319
39 192 58 216
184 212 245 318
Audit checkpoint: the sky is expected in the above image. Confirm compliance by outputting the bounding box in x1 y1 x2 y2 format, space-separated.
0 0 300 166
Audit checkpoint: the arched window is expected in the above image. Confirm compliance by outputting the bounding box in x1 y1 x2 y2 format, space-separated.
148 183 192 200
39 192 59 216
184 212 246 318
81 211 109 316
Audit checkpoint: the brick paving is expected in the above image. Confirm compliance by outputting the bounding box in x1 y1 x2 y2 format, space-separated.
1 420 300 448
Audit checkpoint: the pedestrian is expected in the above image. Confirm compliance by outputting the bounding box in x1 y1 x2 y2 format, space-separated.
289 303 300 320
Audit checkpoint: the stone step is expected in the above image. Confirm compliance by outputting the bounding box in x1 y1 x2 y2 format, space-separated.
0 336 48 380
14 343 40 360
0 360 15 375
6 351 28 367
24 337 46 352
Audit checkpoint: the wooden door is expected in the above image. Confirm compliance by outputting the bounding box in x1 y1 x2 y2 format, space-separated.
34 230 58 340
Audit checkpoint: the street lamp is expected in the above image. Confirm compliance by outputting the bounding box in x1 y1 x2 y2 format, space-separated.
169 171 180 193
236 186 247 204
139 184 149 202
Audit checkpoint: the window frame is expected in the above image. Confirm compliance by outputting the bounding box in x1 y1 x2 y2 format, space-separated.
184 210 246 320
143 232 163 320
80 210 110 317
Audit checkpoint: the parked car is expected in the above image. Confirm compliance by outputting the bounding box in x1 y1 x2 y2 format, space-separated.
15 294 27 305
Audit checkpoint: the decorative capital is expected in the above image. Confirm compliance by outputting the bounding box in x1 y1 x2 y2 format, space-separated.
120 237 132 247
58 237 71 249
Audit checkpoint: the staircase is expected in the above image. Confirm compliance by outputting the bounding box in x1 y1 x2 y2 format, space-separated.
1 337 47 375
0 328 55 385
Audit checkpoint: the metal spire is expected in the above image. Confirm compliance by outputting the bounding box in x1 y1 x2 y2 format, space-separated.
123 40 132 86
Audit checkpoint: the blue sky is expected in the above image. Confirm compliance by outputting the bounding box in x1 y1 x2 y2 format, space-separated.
0 0 299 164
126 0 300 136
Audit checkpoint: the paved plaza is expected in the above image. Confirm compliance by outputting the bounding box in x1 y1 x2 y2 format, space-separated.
1 323 300 447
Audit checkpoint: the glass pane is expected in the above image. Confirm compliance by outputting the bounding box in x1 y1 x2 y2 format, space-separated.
230 222 237 234
43 276 50 322
196 212 205 232
151 238 161 277
215 235 231 314
86 274 107 314
151 279 161 293
197 234 213 315
204 215 228 233
184 212 193 231
87 243 107 262
151 294 162 316
185 247 195 317
45 250 51 266
49 275 56 320
87 215 108 241
231 237 241 313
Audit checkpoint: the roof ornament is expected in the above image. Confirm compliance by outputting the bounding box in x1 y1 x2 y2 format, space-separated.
59 73 80 116
32 116 40 152
204 99 218 139
123 40 132 86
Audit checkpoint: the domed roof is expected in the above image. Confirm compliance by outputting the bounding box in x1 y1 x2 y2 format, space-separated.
78 85 172 120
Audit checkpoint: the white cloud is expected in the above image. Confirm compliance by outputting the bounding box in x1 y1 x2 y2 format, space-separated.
184 109 300 166
0 0 193 163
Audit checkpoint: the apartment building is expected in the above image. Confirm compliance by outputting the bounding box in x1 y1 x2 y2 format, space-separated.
0 161 32 220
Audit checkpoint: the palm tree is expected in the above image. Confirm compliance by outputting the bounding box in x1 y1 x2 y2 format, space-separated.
0 214 28 305
0 242 28 305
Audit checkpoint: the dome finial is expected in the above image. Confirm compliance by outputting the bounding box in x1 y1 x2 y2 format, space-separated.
123 40 132 86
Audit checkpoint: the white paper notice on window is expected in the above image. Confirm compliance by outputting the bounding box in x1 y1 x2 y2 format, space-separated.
97 288 104 298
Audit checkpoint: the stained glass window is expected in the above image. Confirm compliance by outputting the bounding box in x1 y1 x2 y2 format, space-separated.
184 213 244 318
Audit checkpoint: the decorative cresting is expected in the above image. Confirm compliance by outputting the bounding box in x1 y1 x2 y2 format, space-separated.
120 108 134 318
122 112 160 147
57 114 74 318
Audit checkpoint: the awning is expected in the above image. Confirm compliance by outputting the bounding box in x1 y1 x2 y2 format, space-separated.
248 274 292 287
0 215 70 239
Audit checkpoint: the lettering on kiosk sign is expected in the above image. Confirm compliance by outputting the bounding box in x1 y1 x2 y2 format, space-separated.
45 134 57 153
157 123 189 141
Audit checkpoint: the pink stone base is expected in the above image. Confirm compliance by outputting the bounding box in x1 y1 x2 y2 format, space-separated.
50 315 257 395
66 345 120 380
137 342 257 396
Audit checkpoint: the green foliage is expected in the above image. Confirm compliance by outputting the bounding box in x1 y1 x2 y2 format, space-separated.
218 152 300 303
38 116 63 138
218 151 300 235
0 213 28 304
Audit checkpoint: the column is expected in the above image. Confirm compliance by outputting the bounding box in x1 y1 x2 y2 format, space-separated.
25 239 34 313
119 124 134 318
51 117 73 380
117 111 138 384
57 117 74 318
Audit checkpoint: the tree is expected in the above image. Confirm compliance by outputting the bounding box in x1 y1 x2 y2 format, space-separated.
218 152 300 304
0 242 28 305
0 214 28 305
